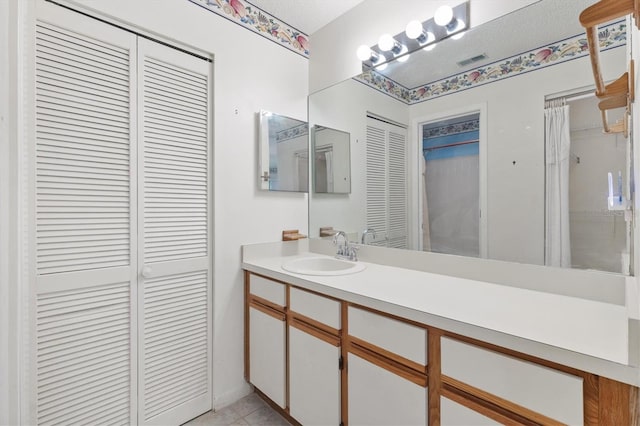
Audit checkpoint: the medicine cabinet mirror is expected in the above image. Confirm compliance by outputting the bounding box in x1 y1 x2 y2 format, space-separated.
258 110 309 192
312 125 351 194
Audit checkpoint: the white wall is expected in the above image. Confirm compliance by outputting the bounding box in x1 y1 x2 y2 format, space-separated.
309 0 538 92
26 0 309 410
1 1 19 423
309 79 408 238
409 47 626 265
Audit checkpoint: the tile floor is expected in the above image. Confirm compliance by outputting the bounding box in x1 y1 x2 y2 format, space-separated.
185 392 292 426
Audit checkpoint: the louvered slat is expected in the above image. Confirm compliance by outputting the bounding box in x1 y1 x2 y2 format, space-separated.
36 282 131 425
143 271 208 420
142 55 208 264
36 22 131 275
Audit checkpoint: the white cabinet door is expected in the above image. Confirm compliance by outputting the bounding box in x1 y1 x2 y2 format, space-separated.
440 397 500 425
348 354 427 426
289 326 341 426
249 307 287 408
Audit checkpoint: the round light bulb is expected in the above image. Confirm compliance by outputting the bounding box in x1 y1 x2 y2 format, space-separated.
423 42 437 52
434 5 454 26
405 20 423 40
375 62 388 71
451 30 465 40
424 31 435 45
356 45 373 61
378 34 395 52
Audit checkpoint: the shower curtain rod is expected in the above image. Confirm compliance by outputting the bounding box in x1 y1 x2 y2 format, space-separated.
424 139 479 151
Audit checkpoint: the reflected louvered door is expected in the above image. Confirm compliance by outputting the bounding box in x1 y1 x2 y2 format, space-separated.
366 123 388 247
137 39 212 425
387 128 408 249
366 118 408 249
34 2 137 425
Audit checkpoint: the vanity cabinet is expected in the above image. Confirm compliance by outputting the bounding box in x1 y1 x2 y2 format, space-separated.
246 275 287 408
244 270 639 426
288 287 341 426
347 306 428 426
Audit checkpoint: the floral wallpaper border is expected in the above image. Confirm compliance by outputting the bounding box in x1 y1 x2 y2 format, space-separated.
187 0 309 57
424 118 479 138
354 21 626 105
276 123 309 142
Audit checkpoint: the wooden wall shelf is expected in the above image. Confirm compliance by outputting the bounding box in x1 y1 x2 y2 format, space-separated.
579 0 637 135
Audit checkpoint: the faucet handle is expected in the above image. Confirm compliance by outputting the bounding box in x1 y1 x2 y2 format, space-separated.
348 245 359 261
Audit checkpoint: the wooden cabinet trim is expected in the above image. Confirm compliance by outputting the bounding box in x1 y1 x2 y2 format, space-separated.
599 376 640 426
244 271 250 381
428 329 442 425
249 296 286 321
348 335 427 387
341 301 348 426
442 375 565 426
289 313 341 347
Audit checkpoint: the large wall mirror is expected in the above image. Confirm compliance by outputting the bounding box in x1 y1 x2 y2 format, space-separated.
312 125 351 194
308 0 633 275
258 110 309 192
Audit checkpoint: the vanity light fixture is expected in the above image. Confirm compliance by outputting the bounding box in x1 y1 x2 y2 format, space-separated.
356 45 388 70
378 33 403 54
356 1 468 70
405 20 435 46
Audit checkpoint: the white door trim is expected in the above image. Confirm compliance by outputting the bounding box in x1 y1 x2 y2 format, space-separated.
411 102 488 258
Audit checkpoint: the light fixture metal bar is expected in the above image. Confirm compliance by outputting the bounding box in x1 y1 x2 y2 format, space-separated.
361 1 469 70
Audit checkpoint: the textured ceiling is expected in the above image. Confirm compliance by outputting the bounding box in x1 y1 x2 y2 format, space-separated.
246 0 366 35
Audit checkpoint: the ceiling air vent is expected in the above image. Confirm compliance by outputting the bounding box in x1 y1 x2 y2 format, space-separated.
457 53 488 67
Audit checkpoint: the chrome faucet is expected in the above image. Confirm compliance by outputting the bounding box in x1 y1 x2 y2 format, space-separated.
361 227 376 245
333 231 358 261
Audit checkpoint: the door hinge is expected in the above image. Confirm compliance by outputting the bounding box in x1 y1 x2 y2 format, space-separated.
338 356 344 370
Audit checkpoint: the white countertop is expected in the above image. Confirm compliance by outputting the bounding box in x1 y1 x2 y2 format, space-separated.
242 242 640 386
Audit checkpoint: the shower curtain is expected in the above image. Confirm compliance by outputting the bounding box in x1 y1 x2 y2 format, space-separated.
545 100 571 267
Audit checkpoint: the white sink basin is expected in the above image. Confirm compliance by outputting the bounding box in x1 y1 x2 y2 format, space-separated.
281 256 366 276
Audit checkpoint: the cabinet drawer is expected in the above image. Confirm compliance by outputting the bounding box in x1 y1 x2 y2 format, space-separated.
249 274 285 306
348 306 426 365
441 338 583 424
290 287 340 329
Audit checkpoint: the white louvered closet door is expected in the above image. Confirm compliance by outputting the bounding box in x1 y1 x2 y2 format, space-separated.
365 117 408 249
34 2 137 425
137 38 212 425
